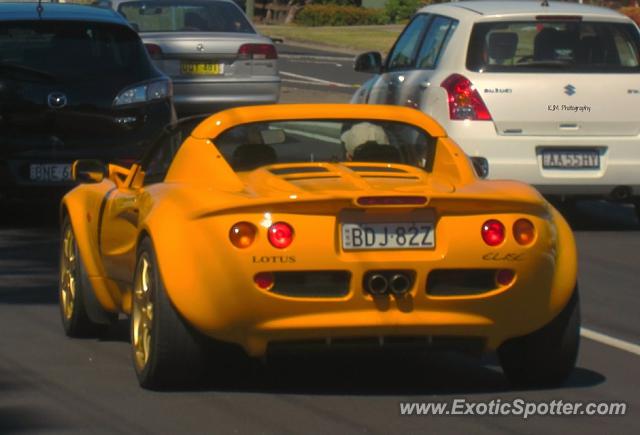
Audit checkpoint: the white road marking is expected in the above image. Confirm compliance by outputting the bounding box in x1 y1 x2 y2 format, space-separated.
581 327 640 356
280 71 359 88
279 54 353 62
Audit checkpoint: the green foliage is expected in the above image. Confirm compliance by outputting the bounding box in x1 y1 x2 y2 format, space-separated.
295 5 388 26
385 0 422 23
619 6 640 26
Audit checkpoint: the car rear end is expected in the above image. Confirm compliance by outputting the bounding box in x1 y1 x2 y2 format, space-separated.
430 8 640 200
115 0 280 115
149 113 576 358
0 7 174 202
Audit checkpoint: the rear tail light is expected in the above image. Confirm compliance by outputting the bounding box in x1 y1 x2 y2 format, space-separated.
496 269 515 286
268 222 294 249
441 74 492 121
144 43 163 60
113 79 172 107
513 219 536 245
254 272 274 290
481 219 505 246
229 222 257 249
238 43 277 60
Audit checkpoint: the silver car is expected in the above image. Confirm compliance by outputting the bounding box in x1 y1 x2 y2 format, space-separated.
111 0 280 114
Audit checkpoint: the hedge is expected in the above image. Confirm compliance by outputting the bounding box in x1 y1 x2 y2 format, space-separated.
619 6 640 26
295 5 388 26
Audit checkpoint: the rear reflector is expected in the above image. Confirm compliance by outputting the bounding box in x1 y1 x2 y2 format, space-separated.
441 74 492 121
496 269 516 286
357 196 427 206
254 272 275 290
144 43 163 59
238 43 277 60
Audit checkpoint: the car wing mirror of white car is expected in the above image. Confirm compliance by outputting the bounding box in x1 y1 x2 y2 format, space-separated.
354 51 383 74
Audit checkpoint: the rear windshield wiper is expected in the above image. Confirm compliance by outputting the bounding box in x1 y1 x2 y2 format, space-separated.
0 63 57 81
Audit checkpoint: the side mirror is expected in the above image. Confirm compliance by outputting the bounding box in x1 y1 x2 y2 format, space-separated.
470 157 489 179
72 160 107 184
354 51 383 74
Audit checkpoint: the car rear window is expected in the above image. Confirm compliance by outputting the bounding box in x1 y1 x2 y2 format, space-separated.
0 20 151 80
213 120 436 172
467 20 640 73
118 0 254 33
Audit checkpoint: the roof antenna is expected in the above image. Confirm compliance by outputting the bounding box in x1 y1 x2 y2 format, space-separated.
36 0 44 18
541 0 550 6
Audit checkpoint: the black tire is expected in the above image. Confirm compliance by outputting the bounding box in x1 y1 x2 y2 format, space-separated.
498 286 580 388
59 217 110 337
131 237 209 389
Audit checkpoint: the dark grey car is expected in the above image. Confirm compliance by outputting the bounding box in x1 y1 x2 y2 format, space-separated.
111 0 280 115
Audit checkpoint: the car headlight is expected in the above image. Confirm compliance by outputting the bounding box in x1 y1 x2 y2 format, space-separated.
113 79 172 107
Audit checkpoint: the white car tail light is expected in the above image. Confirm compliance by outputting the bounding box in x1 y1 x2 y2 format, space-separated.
441 74 492 121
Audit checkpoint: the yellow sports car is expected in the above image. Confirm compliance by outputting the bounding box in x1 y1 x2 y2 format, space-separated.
59 104 579 389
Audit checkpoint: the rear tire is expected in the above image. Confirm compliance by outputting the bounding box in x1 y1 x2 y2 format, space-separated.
131 237 209 389
498 286 580 388
59 217 111 337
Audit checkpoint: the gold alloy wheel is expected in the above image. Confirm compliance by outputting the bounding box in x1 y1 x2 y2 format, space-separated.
132 254 154 371
60 225 77 321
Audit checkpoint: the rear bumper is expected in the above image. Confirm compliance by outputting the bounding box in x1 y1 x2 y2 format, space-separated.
445 122 640 198
172 78 280 115
148 209 577 358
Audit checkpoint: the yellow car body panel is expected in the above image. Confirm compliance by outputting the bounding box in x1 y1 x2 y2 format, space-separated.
61 104 577 357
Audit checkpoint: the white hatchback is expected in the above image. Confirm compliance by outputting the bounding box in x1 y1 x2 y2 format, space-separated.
352 1 640 211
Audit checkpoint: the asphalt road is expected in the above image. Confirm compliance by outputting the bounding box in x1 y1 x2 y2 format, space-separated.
1 47 639 434
276 43 370 95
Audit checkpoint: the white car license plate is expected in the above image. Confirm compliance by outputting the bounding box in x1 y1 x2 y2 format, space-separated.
341 222 434 250
29 164 72 182
541 150 600 169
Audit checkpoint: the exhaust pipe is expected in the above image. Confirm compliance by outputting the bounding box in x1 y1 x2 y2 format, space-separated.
611 186 632 201
366 274 388 295
389 273 411 296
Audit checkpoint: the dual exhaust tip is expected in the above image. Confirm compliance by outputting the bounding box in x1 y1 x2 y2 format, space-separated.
365 271 414 296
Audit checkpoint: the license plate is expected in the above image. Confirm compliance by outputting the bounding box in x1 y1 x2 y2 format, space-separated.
541 149 600 169
341 222 435 250
180 62 224 75
29 164 72 182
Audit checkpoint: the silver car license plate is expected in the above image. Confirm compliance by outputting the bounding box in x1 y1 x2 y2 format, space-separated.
29 164 72 182
541 150 600 169
341 222 435 250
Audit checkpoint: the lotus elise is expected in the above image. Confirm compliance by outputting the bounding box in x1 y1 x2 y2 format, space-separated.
58 104 579 389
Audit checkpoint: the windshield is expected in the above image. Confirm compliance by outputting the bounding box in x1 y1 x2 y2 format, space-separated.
0 20 150 81
213 120 436 172
118 0 254 33
467 20 640 73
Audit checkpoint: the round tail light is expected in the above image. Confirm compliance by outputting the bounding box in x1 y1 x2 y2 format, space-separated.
268 222 294 249
254 272 274 290
229 222 257 249
481 219 505 246
513 219 535 245
496 269 515 286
